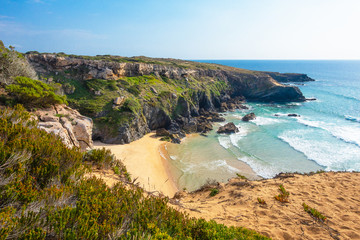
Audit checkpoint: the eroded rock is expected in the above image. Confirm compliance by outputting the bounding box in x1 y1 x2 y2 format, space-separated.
242 113 256 122
35 105 93 150
217 122 239 134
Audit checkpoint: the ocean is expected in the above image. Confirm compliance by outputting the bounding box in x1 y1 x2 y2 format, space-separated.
166 60 360 191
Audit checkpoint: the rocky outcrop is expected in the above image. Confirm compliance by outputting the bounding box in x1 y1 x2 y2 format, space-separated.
263 72 315 83
156 128 170 137
93 114 150 144
35 105 93 150
242 113 256 122
217 122 239 134
26 54 306 103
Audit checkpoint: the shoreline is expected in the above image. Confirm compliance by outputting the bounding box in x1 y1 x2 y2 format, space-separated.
93 133 178 197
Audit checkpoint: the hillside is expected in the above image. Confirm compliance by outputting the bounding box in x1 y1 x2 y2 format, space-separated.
0 105 269 239
25 53 313 144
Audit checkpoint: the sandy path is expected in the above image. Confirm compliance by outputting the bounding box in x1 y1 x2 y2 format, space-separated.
173 172 360 240
93 133 178 197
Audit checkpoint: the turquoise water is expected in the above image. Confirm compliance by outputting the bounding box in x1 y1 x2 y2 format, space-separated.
167 60 360 190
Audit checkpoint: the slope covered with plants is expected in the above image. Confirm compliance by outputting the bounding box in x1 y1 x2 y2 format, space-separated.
0 105 269 239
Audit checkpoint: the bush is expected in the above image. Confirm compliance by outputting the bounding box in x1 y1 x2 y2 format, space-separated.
209 188 219 197
0 42 37 85
303 203 327 221
6 76 67 108
84 148 114 169
0 105 83 204
274 184 290 203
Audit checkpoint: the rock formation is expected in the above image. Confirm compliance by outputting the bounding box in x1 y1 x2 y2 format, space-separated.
35 105 93 150
217 122 239 134
242 113 256 122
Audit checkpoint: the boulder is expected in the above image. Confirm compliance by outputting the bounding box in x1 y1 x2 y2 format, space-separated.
288 113 300 117
238 104 249 110
242 113 256 122
197 121 213 133
150 87 158 94
156 128 170 137
113 96 125 106
35 105 93 150
171 137 181 144
94 90 102 96
183 121 197 133
217 122 239 134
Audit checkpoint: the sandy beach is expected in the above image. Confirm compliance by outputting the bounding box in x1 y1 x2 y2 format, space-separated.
93 133 178 197
173 172 360 240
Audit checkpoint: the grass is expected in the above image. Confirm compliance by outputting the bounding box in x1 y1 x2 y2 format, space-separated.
274 184 290 203
303 203 327 222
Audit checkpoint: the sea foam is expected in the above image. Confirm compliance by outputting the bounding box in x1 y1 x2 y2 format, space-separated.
279 129 360 171
252 116 284 126
297 118 360 147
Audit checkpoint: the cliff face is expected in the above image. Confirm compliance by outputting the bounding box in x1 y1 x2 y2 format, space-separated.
26 54 311 144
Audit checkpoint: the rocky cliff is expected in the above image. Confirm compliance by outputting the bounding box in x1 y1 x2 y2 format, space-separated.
26 53 313 144
27 54 309 102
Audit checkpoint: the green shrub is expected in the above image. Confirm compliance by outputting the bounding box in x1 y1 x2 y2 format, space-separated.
0 105 83 203
83 148 114 168
303 203 326 221
6 76 67 108
209 188 219 197
274 184 290 203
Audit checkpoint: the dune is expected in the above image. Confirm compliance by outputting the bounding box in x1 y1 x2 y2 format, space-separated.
172 172 360 240
93 133 178 197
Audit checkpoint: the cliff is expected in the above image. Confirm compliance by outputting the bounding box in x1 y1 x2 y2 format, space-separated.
26 53 312 144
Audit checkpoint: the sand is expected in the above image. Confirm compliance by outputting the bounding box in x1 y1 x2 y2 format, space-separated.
172 172 360 240
93 133 178 197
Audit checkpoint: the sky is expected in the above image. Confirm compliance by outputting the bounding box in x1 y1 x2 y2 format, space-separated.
1 0 360 59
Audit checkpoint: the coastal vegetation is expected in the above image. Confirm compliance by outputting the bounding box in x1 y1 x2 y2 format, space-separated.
303 203 327 222
274 184 290 203
0 42 270 239
0 105 269 239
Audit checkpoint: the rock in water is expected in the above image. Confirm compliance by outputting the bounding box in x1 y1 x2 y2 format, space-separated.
242 113 256 122
217 122 239 134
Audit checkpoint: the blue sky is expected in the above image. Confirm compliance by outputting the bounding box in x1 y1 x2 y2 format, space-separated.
1 0 360 59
